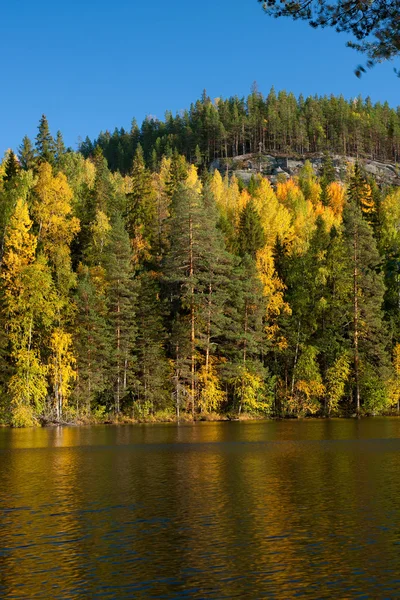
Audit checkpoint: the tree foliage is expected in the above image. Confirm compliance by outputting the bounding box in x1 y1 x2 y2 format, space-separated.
1 110 400 425
258 0 400 75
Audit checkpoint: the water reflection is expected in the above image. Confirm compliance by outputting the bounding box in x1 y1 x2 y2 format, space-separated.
1 420 400 598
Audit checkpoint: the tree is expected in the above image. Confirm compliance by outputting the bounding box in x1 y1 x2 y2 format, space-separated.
4 151 20 182
236 200 266 258
1 200 55 426
33 162 80 298
132 272 171 415
342 191 389 414
259 0 400 75
35 115 55 164
73 263 111 413
290 345 325 416
164 167 232 416
49 328 76 421
104 215 137 414
54 131 66 163
348 162 374 222
126 144 156 258
222 255 270 415
18 136 36 170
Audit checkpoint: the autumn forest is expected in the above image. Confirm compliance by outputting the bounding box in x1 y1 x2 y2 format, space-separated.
2 88 400 426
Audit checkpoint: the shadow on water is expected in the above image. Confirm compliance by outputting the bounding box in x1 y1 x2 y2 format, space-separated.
1 419 400 598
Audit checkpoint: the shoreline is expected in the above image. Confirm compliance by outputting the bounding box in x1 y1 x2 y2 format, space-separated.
2 411 397 429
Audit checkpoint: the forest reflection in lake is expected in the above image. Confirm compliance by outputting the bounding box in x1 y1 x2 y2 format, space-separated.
1 419 400 598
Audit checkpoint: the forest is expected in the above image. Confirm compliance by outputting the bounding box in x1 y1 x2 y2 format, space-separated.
2 88 400 426
79 87 400 172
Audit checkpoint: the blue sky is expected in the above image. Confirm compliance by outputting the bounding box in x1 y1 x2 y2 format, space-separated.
1 0 399 156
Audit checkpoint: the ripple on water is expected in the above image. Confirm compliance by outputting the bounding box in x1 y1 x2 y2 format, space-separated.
1 419 400 598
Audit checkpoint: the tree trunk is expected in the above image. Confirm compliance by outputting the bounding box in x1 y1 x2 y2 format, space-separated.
205 282 212 374
354 227 360 415
116 292 121 415
189 213 195 418
291 320 301 396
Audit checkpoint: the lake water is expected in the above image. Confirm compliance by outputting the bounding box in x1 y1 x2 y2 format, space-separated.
1 419 400 598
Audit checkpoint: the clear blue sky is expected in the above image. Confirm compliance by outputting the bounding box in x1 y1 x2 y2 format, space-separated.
1 0 399 156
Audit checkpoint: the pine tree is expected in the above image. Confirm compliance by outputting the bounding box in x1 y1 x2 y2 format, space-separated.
164 168 232 416
104 215 137 414
133 272 171 415
342 193 389 414
222 255 269 415
74 264 111 413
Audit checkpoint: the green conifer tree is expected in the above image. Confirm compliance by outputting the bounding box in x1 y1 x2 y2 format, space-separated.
104 215 137 414
236 200 266 258
18 136 36 170
342 193 390 414
35 115 56 164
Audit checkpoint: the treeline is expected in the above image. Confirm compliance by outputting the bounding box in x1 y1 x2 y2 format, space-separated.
1 115 400 426
78 88 400 173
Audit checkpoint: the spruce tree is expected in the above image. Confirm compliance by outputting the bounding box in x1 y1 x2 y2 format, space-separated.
236 200 266 258
222 255 268 415
4 151 20 182
73 264 111 413
35 115 56 164
91 147 115 216
320 153 336 206
126 144 156 249
18 136 36 170
54 131 66 163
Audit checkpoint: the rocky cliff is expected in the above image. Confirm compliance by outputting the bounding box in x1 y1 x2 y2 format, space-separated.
210 153 400 186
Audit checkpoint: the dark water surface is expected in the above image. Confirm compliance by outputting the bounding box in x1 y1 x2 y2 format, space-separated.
1 419 400 598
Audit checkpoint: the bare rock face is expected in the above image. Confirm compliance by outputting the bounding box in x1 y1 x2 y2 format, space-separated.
212 153 400 186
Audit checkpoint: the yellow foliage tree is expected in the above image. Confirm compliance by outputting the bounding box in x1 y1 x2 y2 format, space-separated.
224 173 241 224
2 200 56 426
381 188 400 249
252 177 293 247
256 245 291 345
289 346 325 416
298 160 322 206
90 209 112 260
276 178 302 207
152 156 172 257
210 169 224 210
388 343 400 412
327 181 346 219
33 162 80 294
49 328 77 421
232 366 272 415
186 164 202 194
197 359 226 414
325 353 351 415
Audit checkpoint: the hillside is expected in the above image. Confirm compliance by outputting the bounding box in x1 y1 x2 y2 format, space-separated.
79 88 400 175
2 105 400 427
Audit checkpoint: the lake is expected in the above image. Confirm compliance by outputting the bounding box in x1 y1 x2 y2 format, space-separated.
1 419 400 598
